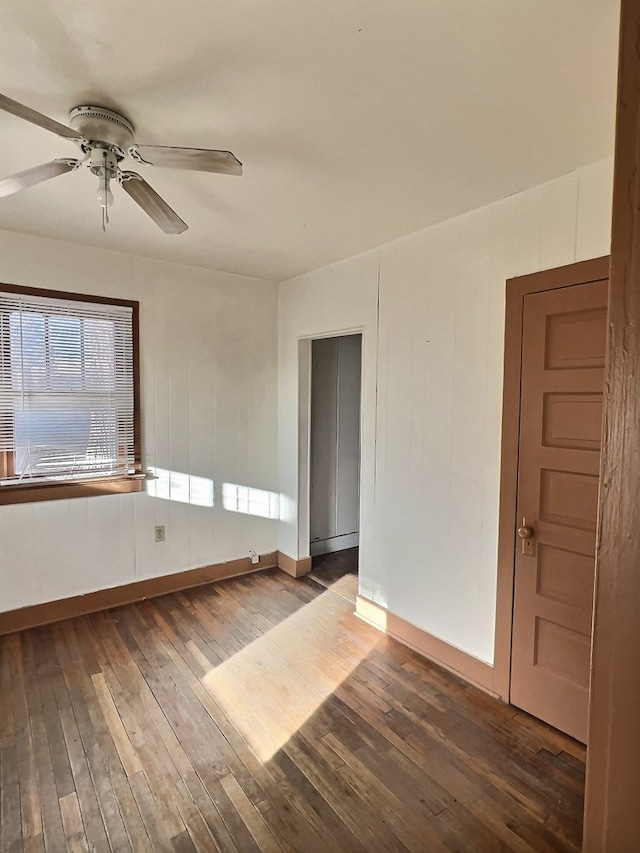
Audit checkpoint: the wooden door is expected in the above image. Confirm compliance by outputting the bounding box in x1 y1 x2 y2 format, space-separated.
510 277 608 743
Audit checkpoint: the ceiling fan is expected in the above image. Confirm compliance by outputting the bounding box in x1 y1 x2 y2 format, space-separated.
0 93 243 234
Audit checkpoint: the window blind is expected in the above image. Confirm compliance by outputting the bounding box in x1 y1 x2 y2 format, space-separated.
0 290 136 485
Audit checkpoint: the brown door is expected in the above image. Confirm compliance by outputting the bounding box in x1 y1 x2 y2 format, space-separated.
510 277 608 743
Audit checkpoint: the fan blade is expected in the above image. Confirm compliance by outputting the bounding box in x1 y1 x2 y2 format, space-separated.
120 172 188 234
0 93 83 140
0 159 79 199
131 145 242 176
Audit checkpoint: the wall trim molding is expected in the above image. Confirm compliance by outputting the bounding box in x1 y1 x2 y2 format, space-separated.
277 551 312 578
0 552 279 636
355 595 496 696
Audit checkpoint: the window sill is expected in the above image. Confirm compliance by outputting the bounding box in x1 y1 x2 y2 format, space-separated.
0 476 144 505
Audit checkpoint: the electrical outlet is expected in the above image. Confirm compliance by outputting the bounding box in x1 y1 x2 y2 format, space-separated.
249 550 259 565
155 525 165 543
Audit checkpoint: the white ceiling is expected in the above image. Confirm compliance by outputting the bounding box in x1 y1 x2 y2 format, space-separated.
0 0 620 282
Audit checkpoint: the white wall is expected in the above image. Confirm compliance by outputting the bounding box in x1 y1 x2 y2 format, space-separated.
0 230 278 613
310 334 362 554
278 157 613 665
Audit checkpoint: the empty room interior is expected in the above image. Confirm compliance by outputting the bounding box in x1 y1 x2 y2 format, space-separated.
1 1 638 851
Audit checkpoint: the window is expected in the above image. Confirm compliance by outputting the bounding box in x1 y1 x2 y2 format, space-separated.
0 284 142 504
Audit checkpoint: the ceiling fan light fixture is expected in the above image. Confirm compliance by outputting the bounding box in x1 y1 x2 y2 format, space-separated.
89 148 118 230
95 174 114 208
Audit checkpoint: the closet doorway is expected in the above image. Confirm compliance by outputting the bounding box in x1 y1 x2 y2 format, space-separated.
308 333 362 599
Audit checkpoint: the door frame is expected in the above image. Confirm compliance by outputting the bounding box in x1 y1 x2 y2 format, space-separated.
492 255 610 701
297 328 365 561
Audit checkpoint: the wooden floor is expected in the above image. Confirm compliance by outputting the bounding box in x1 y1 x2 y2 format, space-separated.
0 569 586 852
309 547 359 603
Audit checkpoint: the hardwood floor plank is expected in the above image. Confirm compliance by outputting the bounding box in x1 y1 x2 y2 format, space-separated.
219 773 283 853
128 768 175 852
173 778 225 853
15 719 41 843
251 795 327 853
7 635 42 844
0 567 587 852
131 603 285 800
59 621 154 853
21 632 67 852
343 719 453 818
510 711 586 761
22 835 45 853
171 829 199 852
558 749 587 772
91 671 143 778
0 635 17 746
33 631 76 802
111 610 262 853
321 731 448 852
58 704 113 853
59 791 89 853
436 801 512 852
511 816 577 853
93 664 188 841
0 743 22 853
536 748 585 790
52 625 132 853
283 735 409 853
169 828 200 853
270 749 369 853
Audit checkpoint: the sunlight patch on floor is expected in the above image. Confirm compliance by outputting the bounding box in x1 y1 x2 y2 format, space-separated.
202 579 380 762
308 570 358 604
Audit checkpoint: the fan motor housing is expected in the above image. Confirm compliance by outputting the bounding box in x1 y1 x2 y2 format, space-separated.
69 106 135 156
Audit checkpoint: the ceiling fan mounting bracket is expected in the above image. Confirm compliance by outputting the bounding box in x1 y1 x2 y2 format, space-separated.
88 147 119 178
56 158 83 171
128 146 153 167
69 105 135 158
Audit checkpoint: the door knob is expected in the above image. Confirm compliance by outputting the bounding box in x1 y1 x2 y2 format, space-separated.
517 518 536 556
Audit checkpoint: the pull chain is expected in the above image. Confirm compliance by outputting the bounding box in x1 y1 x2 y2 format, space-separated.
101 151 110 232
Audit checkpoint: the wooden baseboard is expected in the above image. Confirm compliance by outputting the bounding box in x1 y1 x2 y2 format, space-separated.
310 532 359 557
277 551 312 578
0 552 278 636
355 595 496 696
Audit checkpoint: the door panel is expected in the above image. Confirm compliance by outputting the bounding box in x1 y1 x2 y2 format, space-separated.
542 393 603 451
510 278 607 743
536 544 595 608
544 307 607 369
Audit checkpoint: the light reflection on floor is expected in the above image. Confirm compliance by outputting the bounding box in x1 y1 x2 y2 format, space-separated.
202 577 379 762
